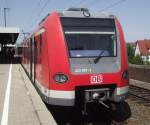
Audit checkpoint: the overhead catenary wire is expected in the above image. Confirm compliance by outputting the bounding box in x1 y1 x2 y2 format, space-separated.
26 0 89 31
99 0 127 12
26 0 76 32
77 0 90 7
24 0 43 30
70 0 88 8
28 0 50 31
87 0 103 9
61 0 77 10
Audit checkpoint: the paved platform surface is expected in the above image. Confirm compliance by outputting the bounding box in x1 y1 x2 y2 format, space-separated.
130 79 150 90
0 64 10 123
0 64 57 125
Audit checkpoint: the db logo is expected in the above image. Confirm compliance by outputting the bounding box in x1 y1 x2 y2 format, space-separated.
90 75 103 84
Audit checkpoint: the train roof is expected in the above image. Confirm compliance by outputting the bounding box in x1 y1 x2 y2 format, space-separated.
59 8 115 19
38 8 115 26
24 8 115 41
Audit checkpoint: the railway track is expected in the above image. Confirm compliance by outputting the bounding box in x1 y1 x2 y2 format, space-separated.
129 85 150 105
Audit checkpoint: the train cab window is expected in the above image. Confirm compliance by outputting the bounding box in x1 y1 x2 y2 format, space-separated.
61 18 117 58
65 33 116 58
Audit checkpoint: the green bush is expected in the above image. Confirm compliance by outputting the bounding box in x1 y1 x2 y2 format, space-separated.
132 54 144 65
126 43 135 63
146 61 150 65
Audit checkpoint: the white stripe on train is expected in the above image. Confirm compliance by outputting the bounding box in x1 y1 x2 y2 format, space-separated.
35 79 128 99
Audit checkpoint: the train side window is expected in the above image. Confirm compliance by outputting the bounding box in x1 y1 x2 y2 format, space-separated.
39 34 42 64
34 34 42 64
40 34 42 53
34 41 38 64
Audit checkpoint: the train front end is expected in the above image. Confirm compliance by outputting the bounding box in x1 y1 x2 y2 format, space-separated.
47 8 129 117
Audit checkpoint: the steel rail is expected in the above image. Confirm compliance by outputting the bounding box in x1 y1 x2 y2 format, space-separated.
129 85 150 102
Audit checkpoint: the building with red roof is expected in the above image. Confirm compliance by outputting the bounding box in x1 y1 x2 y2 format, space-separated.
135 39 150 62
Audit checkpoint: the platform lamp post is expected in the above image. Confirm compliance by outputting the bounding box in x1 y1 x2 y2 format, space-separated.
4 8 10 27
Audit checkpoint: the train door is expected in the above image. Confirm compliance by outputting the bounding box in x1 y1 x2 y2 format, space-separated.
41 31 49 89
34 34 42 84
34 37 38 83
31 37 35 83
27 41 30 74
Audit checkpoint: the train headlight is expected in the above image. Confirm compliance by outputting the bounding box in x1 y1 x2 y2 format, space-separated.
122 70 129 80
54 73 68 83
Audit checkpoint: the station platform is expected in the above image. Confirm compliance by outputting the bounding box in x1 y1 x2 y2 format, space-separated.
0 64 57 125
130 79 150 90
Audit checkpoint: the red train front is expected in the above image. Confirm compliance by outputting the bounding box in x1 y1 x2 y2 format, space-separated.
22 8 130 120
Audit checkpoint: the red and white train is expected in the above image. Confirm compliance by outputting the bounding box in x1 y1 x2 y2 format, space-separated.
22 8 130 120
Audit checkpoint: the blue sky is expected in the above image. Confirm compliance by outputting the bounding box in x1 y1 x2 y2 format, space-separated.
0 0 150 43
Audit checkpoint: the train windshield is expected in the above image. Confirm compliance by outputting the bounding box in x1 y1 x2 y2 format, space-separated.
65 32 116 57
61 18 117 58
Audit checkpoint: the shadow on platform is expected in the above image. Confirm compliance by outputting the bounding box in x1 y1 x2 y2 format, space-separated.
47 103 113 125
0 49 21 64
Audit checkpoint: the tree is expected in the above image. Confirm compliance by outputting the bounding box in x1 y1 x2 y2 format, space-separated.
126 43 135 63
132 54 144 65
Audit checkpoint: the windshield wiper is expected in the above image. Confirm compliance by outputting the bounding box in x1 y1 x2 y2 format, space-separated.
94 50 105 64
